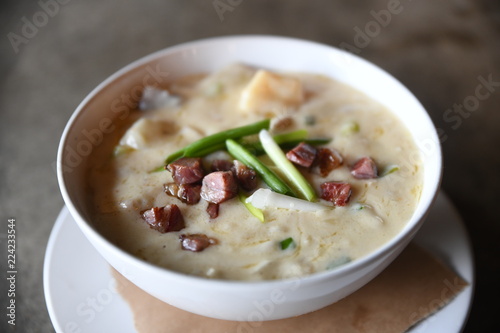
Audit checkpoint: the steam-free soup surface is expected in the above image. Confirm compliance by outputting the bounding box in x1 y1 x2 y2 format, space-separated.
88 64 422 280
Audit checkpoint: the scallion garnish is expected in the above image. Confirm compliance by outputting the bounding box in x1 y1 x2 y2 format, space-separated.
243 130 330 156
341 121 360 135
238 192 265 222
243 129 308 154
226 139 296 196
277 138 331 152
148 165 166 173
165 119 271 164
280 237 295 250
258 129 317 202
381 164 400 177
183 119 270 157
246 188 328 212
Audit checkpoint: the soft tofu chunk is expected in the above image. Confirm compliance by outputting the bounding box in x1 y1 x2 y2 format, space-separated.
239 70 304 115
198 63 255 97
139 86 181 111
119 118 176 149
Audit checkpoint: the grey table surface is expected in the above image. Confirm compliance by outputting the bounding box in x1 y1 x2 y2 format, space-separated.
1 0 498 332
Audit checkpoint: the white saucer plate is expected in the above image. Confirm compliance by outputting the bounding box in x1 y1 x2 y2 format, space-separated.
43 191 474 333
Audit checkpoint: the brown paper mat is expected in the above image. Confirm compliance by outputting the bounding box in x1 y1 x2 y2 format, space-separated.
112 243 468 333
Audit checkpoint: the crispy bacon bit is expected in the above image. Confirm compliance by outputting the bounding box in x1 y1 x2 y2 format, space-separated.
177 184 201 204
286 142 317 168
351 157 378 179
201 171 238 204
164 183 201 205
232 160 258 192
314 148 343 177
320 182 352 207
167 157 205 185
207 202 219 219
164 182 179 197
180 234 218 252
140 205 185 233
211 159 234 172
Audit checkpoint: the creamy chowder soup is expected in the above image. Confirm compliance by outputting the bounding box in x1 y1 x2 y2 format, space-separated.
88 64 423 281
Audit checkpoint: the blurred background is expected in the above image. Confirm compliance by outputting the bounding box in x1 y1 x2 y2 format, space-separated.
0 0 498 331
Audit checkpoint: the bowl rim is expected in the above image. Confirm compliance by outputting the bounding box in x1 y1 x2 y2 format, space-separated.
57 34 443 288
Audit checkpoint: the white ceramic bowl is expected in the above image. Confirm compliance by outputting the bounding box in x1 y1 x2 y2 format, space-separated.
57 35 442 321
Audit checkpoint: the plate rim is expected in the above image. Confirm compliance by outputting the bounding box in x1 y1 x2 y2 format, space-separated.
43 191 475 333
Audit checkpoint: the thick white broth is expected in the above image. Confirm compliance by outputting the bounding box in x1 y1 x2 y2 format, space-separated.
87 64 422 280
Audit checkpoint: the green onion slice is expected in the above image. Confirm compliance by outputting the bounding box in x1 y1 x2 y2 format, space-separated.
280 237 295 250
226 139 295 196
148 165 166 173
165 119 271 164
258 129 317 202
183 119 270 157
238 192 265 222
341 121 360 135
381 164 400 177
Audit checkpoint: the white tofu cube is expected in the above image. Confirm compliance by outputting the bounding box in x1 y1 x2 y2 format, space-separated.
119 118 176 149
239 70 304 115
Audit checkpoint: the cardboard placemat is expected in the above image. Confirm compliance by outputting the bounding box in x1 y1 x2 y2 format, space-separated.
112 243 468 333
